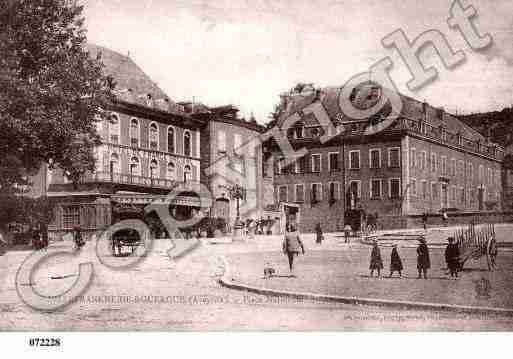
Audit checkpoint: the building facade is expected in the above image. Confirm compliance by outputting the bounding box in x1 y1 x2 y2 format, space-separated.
32 44 274 239
266 84 504 232
189 104 274 228
39 45 206 239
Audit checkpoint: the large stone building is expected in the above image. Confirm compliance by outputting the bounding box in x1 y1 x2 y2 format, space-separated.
40 44 206 239
32 44 273 239
265 83 505 232
187 105 274 227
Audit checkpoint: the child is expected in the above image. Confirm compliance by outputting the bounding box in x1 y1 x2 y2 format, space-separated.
369 240 383 277
389 244 403 278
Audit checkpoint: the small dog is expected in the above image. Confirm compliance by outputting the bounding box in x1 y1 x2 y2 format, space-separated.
263 262 276 279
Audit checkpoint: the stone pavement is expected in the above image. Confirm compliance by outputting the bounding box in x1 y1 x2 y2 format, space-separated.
225 246 513 310
1 232 513 330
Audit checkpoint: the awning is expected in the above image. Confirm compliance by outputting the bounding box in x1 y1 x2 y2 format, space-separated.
111 193 204 207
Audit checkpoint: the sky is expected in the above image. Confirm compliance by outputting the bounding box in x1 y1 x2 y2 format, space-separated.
82 0 513 123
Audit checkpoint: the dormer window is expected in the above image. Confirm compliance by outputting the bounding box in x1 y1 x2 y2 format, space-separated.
294 122 304 139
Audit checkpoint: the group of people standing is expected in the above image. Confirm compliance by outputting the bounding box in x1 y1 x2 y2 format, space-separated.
369 241 408 278
282 222 462 280
369 236 460 279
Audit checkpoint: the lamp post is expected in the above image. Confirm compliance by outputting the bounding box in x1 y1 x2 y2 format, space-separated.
228 184 245 238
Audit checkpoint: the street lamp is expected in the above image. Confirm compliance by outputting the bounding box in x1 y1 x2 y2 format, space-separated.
228 184 245 225
218 183 246 238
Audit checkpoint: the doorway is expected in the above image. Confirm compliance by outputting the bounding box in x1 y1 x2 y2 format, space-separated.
441 183 448 209
478 187 484 210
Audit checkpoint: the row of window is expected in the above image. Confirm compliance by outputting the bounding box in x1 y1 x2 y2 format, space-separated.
286 123 324 139
107 113 194 157
277 178 402 203
350 148 401 169
409 148 500 185
409 178 499 205
106 153 195 182
276 148 401 174
276 152 339 174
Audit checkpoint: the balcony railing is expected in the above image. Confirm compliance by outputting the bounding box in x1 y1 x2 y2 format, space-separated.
399 118 503 160
84 171 178 190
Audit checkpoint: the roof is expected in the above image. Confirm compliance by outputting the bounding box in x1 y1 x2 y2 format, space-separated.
190 104 266 133
86 44 168 99
86 44 185 114
274 83 491 144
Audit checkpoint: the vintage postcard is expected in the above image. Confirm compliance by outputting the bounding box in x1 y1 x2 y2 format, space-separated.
2 0 513 338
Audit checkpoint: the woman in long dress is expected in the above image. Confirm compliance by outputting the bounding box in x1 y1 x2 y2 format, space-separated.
369 240 383 277
389 244 403 278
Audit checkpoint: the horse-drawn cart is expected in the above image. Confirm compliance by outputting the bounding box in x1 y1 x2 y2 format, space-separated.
111 229 143 256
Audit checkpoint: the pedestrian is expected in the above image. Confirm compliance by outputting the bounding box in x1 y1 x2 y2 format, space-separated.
389 244 403 278
442 211 448 227
422 212 428 231
73 225 85 250
369 240 383 277
445 237 460 278
366 213 374 233
39 222 48 249
0 232 6 256
344 223 352 243
315 222 323 244
282 224 305 276
416 236 430 279
489 234 498 270
31 225 42 250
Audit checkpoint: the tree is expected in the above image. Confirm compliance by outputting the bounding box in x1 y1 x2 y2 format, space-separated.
265 83 317 130
0 0 115 196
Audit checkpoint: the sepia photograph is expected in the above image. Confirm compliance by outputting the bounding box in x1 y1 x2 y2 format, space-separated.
2 0 513 347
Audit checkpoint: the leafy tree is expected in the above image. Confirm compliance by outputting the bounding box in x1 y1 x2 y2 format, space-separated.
0 193 54 233
0 0 115 196
265 83 316 129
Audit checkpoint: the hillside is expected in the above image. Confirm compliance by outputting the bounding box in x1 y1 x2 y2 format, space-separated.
458 107 513 148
